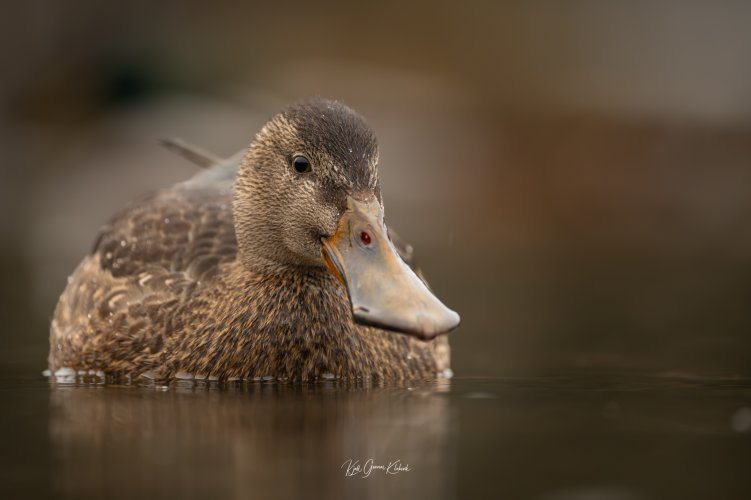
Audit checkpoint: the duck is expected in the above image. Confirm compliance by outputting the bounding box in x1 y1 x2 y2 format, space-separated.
48 98 460 382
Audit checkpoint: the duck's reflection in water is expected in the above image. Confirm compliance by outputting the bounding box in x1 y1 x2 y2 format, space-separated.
49 380 456 500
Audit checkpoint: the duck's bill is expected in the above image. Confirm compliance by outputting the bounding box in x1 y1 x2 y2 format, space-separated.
321 196 460 341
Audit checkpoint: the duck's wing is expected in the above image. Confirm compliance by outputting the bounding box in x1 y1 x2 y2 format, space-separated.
50 184 238 372
86 142 241 296
92 185 238 282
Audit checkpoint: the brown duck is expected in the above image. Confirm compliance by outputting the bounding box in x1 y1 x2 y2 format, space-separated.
48 99 459 381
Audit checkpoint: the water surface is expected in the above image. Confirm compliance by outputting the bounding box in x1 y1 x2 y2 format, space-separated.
2 372 750 500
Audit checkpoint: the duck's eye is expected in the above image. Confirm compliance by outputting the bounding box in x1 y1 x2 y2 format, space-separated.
292 155 311 173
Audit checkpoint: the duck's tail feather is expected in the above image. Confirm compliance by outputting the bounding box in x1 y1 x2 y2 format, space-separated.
159 138 222 169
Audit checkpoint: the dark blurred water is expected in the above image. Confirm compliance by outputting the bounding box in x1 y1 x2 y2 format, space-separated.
2 368 750 500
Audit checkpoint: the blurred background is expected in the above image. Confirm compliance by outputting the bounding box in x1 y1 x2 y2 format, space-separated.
2 0 751 378
3 3 751 500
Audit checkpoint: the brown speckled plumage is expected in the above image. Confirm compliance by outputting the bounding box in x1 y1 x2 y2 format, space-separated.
49 99 450 381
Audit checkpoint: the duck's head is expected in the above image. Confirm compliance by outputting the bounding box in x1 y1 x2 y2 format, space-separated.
233 98 459 340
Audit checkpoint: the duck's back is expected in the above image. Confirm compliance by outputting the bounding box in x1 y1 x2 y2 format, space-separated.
49 174 238 373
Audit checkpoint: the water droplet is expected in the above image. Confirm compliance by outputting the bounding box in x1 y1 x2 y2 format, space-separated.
120 240 126 247
164 217 170 224
54 367 76 383
105 252 113 260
